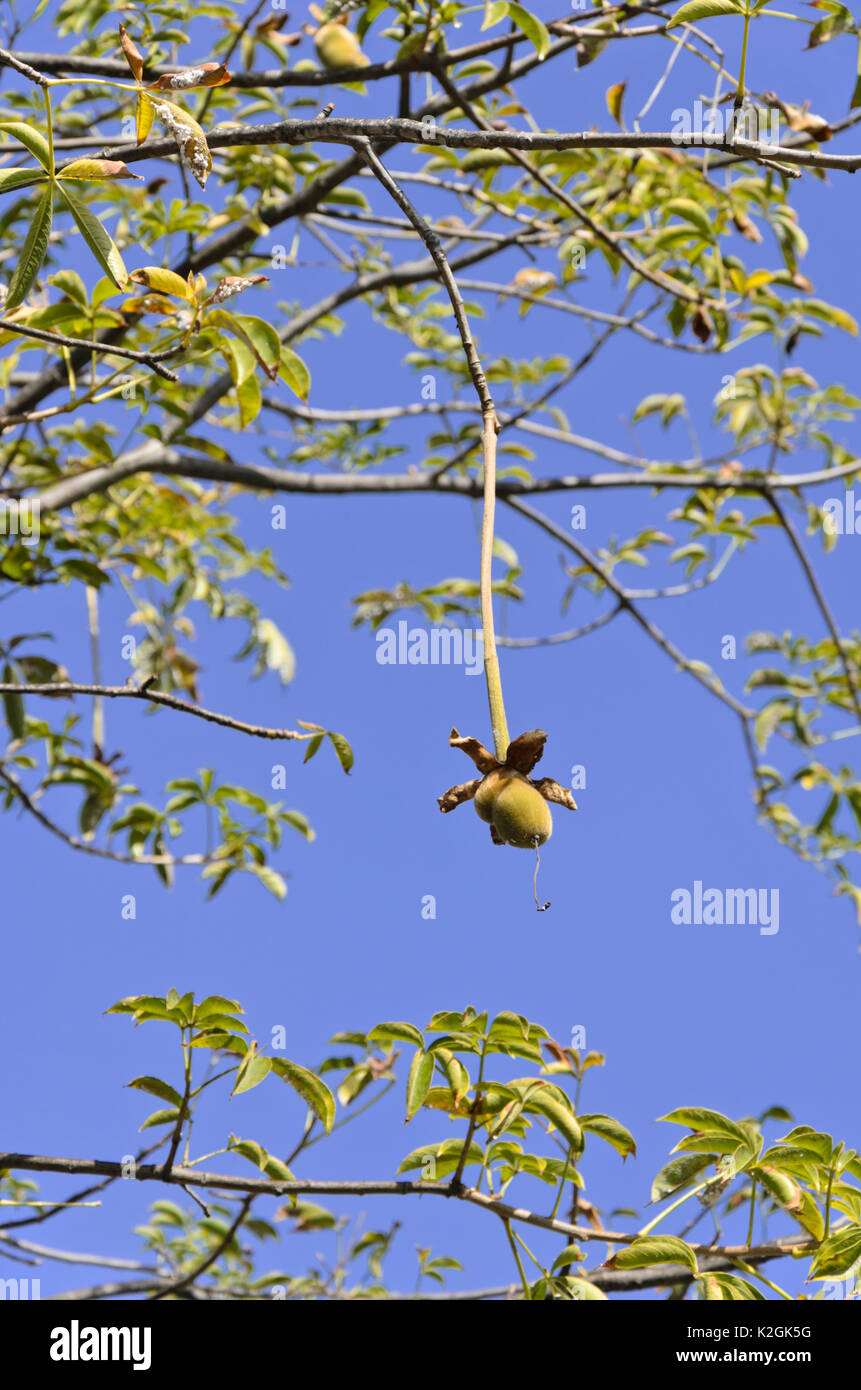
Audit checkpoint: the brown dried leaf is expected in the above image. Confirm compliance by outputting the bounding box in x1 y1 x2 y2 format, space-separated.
147 63 231 92
533 777 577 811
437 778 481 814
367 1050 396 1078
119 23 144 84
691 305 714 344
732 213 762 244
448 727 499 774
542 1039 575 1071
505 729 547 774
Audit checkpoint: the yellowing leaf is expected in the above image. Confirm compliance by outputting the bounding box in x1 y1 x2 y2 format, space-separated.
606 81 626 127
136 91 154 146
130 266 196 301
58 158 142 181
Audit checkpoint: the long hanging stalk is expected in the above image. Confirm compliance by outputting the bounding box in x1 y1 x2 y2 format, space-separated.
479 410 510 761
357 139 512 759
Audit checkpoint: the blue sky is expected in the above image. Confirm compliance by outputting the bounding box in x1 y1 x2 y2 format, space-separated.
2 2 860 1298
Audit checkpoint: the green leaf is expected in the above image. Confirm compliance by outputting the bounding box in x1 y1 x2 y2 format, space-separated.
660 1107 750 1146
303 734 324 764
579 1113 637 1160
195 995 243 1020
524 1091 583 1152
2 663 25 741
406 1049 434 1121
127 1076 183 1106
698 1272 765 1300
139 1107 181 1130
666 0 744 28
271 1058 335 1132
0 168 49 193
551 1244 585 1272
0 120 52 170
664 197 714 240
808 1225 861 1279
248 864 288 901
5 185 53 309
210 309 281 381
397 1139 484 1178
232 1053 272 1095
504 4 551 60
368 1021 424 1049
327 730 353 774
612 1235 698 1277
651 1152 715 1202
236 372 262 427
57 184 127 290
279 345 311 401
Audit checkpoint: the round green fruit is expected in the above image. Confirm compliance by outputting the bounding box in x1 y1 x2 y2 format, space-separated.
474 767 519 823
474 768 553 847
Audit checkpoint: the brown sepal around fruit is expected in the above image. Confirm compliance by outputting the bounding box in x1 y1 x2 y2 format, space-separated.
437 778 481 813
532 777 578 810
437 726 577 826
505 729 547 774
447 727 498 773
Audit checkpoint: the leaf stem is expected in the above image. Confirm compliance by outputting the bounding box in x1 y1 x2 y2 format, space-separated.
735 9 752 110
746 1178 757 1247
503 1218 531 1298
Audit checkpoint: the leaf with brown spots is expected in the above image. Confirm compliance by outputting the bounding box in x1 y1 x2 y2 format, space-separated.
147 63 231 92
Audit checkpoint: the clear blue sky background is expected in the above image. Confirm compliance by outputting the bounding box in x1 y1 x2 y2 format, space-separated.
2 2 859 1298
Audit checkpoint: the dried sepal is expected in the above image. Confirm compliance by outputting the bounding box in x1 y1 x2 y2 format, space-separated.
448 727 498 774
119 23 144 84
437 779 481 814
438 727 576 844
505 729 547 775
151 99 212 189
147 63 231 92
532 778 578 811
